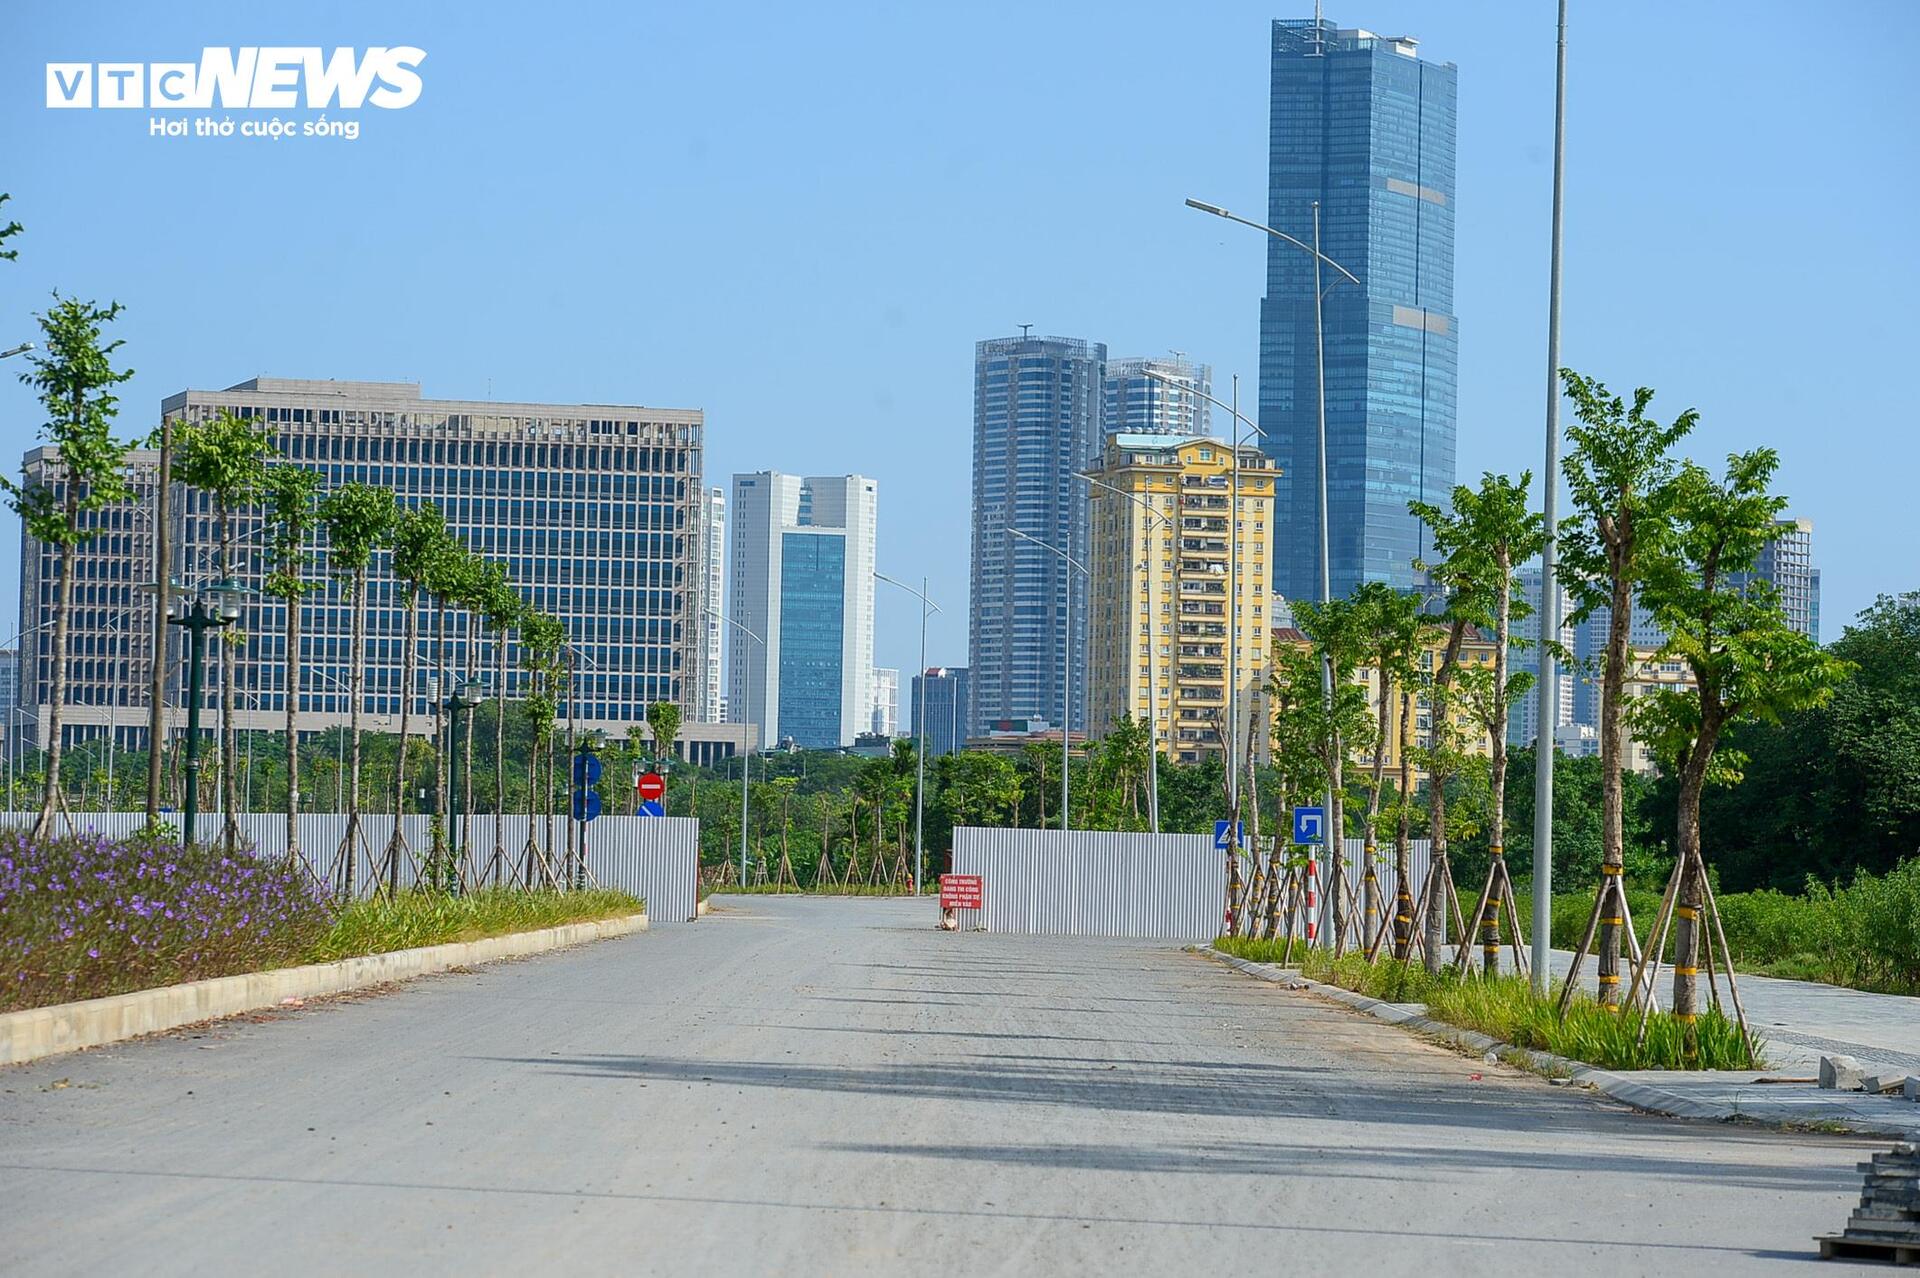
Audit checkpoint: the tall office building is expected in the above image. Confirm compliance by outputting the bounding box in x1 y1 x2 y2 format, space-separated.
1745 517 1818 640
1509 561 1574 748
969 334 1105 734
1104 357 1213 439
698 487 727 722
1260 18 1457 599
727 472 877 750
1571 601 1668 730
15 378 748 764
870 667 899 738
1085 433 1278 765
911 666 970 759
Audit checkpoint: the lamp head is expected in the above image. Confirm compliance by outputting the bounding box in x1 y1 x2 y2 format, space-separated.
1185 198 1230 218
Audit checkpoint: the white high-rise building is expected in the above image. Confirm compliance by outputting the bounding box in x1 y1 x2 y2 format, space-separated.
698 487 726 723
870 667 899 738
1510 561 1575 747
727 472 877 750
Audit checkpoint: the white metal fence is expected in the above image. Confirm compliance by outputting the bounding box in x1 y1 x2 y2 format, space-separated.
949 827 1433 942
3 811 702 923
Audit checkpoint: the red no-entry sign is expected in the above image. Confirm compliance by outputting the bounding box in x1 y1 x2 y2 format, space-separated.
637 772 665 802
939 874 983 910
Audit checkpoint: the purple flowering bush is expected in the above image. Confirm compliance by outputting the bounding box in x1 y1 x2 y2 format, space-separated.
0 831 332 1013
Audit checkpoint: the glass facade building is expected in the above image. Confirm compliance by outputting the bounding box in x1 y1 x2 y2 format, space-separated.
775 531 848 749
969 334 1105 734
1104 357 1212 439
15 379 752 766
911 666 970 759
1260 19 1457 601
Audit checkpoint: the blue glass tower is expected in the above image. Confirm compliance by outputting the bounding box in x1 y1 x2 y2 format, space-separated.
1260 19 1457 601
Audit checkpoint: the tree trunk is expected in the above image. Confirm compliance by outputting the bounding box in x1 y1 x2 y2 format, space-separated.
494 632 508 883
35 496 79 838
1393 688 1414 959
1671 727 1717 1024
434 603 450 868
283 575 303 869
147 419 172 827
387 587 418 892
1596 561 1634 1005
342 568 369 895
1483 553 1514 975
217 504 240 850
1423 619 1468 971
1363 662 1389 950
1327 735 1347 951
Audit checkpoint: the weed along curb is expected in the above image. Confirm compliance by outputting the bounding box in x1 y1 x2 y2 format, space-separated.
0 911 649 1068
1192 947 1920 1140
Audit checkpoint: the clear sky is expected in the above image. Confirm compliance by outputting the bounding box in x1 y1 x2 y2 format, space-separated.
3 1 1914 685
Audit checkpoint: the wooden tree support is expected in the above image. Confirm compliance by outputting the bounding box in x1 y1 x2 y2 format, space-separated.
1453 849 1528 977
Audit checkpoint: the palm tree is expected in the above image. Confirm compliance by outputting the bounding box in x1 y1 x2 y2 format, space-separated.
261 464 324 875
5 296 133 838
318 482 396 896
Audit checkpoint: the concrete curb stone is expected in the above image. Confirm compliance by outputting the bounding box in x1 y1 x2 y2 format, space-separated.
1191 946 1920 1140
0 911 649 1068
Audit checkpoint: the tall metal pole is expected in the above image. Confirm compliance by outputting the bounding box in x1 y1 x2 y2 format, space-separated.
1532 0 1570 992
741 670 751 884
914 576 929 892
179 609 207 845
1314 200 1337 941
1061 554 1071 830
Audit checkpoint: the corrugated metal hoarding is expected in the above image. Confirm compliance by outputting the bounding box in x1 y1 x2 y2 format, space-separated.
949 827 1433 942
3 812 701 923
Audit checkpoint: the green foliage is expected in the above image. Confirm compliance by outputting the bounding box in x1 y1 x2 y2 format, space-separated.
303 888 640 963
390 500 449 599
260 465 324 601
1483 747 1667 887
5 295 135 544
174 409 270 516
1290 950 1759 1071
0 191 21 262
646 701 682 760
317 481 397 587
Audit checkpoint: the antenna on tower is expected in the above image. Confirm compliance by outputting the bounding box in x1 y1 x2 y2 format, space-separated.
1314 0 1326 55
1019 323 1033 340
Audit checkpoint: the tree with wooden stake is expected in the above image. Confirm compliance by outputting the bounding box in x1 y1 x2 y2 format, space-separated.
173 410 271 851
517 610 564 887
457 559 503 884
1556 370 1695 1005
1348 583 1421 957
425 538 480 884
1623 448 1849 1058
318 481 396 897
482 573 523 885
382 501 446 890
261 464 324 876
1294 594 1371 953
645 701 681 775
5 296 134 839
1428 472 1547 976
1264 640 1328 948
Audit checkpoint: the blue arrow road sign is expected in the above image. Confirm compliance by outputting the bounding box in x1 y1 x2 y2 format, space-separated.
572 752 603 787
572 789 603 823
1213 819 1244 850
1293 805 1326 845
637 799 664 818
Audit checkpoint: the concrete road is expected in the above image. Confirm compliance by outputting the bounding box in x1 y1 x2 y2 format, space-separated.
0 897 1882 1275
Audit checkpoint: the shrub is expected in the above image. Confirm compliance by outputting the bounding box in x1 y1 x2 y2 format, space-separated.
0 831 331 1012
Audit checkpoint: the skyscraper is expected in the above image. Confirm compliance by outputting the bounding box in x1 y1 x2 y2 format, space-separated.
870 667 899 738
1745 518 1818 640
1104 357 1213 439
969 334 1105 734
911 666 970 759
727 472 877 750
1260 18 1457 599
1509 561 1574 747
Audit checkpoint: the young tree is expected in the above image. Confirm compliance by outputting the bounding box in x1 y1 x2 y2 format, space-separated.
1294 594 1373 952
1442 472 1546 974
318 481 396 894
174 409 271 848
1350 582 1422 953
6 296 134 838
646 701 682 768
482 571 523 881
1637 449 1849 1020
1266 642 1341 946
261 464 324 870
1557 371 1695 1003
383 501 447 888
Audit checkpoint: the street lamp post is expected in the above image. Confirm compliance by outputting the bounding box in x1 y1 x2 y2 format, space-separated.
1185 196 1361 944
706 607 763 886
1005 526 1085 829
166 583 241 844
1074 470 1168 833
873 571 941 894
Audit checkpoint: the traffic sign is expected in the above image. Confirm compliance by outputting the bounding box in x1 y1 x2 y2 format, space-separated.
572 789 603 823
1213 819 1244 851
637 772 665 803
1293 805 1326 845
939 874 983 910
637 799 664 818
572 752 603 787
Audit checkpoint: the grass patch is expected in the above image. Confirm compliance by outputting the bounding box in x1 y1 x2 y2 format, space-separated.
1212 935 1310 966
1214 938 1762 1071
304 887 642 963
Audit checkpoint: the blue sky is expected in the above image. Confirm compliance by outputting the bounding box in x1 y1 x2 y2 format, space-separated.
3 1 1914 685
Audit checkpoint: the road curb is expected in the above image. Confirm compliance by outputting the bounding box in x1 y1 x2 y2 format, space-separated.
0 911 649 1068
1191 946 1920 1139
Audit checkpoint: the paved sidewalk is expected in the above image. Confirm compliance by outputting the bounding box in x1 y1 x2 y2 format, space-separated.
1205 949 1920 1139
